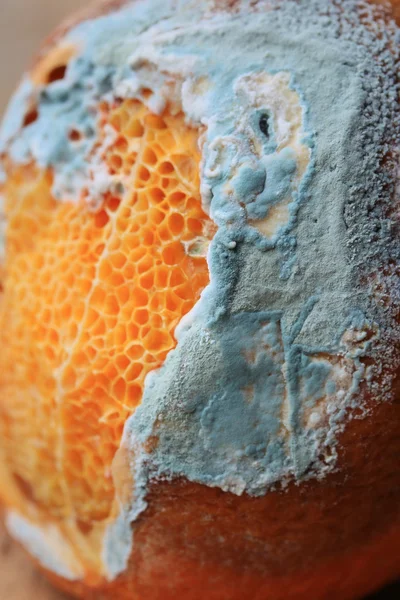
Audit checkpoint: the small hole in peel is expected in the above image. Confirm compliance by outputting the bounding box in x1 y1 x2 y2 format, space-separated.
69 129 82 142
23 108 38 127
259 114 270 139
47 64 67 83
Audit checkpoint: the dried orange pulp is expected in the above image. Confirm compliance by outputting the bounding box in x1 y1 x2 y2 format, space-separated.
0 98 215 575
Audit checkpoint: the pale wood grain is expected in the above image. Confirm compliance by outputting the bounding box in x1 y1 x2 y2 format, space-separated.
0 0 87 115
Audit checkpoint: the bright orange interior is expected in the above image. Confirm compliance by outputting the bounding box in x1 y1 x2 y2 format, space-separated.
0 98 213 574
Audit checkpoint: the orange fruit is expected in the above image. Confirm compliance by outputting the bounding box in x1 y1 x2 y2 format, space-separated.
0 1 399 599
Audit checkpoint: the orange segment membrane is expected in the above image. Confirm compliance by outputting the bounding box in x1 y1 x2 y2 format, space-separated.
0 99 214 573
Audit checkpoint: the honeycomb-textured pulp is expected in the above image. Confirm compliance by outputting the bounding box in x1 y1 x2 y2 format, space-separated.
0 98 214 565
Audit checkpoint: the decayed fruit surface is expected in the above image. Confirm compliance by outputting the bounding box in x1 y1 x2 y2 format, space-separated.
0 1 399 599
0 97 214 577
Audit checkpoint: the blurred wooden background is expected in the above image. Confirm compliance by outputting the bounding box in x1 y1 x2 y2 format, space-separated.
0 0 87 116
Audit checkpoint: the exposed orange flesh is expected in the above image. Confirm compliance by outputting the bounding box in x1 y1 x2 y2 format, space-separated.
0 99 213 573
